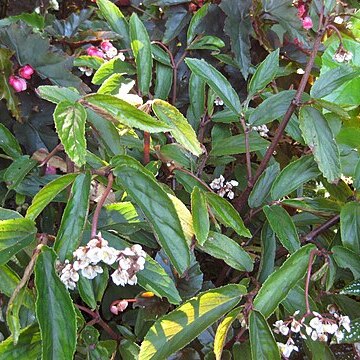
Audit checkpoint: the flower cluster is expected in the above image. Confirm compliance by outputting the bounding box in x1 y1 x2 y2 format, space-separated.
293 1 313 30
209 175 238 199
214 96 224 106
274 308 351 358
80 40 125 77
58 232 146 290
333 45 353 63
250 124 269 138
9 65 35 93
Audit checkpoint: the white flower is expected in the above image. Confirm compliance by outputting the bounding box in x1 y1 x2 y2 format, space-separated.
327 304 337 314
131 244 147 258
214 96 224 106
127 274 138 285
323 323 338 334
227 190 235 200
210 175 225 190
209 175 238 199
274 320 290 336
291 318 302 333
334 16 343 24
310 316 323 333
136 256 146 271
334 329 344 342
111 269 130 286
118 257 132 271
81 265 103 280
78 66 93 77
73 259 90 271
86 246 103 264
101 246 119 265
60 262 79 290
73 246 87 260
333 49 353 63
277 339 298 358
318 333 328 342
339 315 351 332
311 330 318 341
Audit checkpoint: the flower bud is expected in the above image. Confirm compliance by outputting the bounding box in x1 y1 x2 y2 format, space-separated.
100 40 113 52
302 16 313 30
86 46 104 58
9 75 27 92
18 65 34 80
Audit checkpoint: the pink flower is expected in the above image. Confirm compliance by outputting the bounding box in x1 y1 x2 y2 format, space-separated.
297 4 306 18
86 46 104 58
45 165 57 175
302 16 313 30
100 40 113 52
18 65 34 80
9 75 27 92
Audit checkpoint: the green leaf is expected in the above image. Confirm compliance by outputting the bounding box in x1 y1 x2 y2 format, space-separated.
206 192 251 238
187 3 211 45
54 172 91 261
271 155 321 199
191 187 209 246
137 256 182 305
26 173 78 221
337 317 360 344
214 307 241 360
129 13 152 95
187 36 225 51
189 73 205 128
332 245 360 279
249 310 280 360
96 0 130 48
198 231 253 272
82 94 171 133
73 55 104 70
340 201 360 254
0 265 34 308
4 155 37 190
248 163 280 208
113 156 190 275
0 48 21 120
0 218 36 265
337 127 360 151
310 65 360 99
151 44 171 66
263 205 300 254
248 49 279 96
249 90 296 125
220 0 252 80
92 58 136 85
299 106 341 183
0 324 41 359
139 284 246 360
253 244 316 318
152 99 203 156
53 100 87 166
210 132 270 156
185 58 241 115
154 63 173 100
258 222 276 283
0 123 22 158
162 7 191 44
35 246 77 360
340 279 360 296
119 339 140 360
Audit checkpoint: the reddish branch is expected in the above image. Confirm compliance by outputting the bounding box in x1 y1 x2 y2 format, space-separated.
234 18 328 212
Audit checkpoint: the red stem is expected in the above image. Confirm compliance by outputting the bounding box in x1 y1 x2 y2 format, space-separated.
143 131 150 164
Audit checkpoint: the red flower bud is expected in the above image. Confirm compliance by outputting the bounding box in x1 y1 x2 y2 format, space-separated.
9 75 27 92
18 65 34 80
86 46 105 58
100 40 113 52
302 16 313 30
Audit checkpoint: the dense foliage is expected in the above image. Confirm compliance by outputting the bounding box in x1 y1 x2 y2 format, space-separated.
0 0 359 358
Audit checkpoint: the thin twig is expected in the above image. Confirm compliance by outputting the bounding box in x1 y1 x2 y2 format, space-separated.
302 214 340 243
304 249 320 315
240 118 252 184
90 172 114 238
38 143 64 167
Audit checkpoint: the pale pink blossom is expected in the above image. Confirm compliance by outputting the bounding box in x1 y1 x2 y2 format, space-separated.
302 16 313 30
18 65 34 79
9 75 27 92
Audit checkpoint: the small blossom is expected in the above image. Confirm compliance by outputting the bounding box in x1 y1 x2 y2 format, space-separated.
209 175 225 190
318 333 328 342
111 269 130 286
18 65 34 80
60 261 79 290
277 339 299 358
323 323 338 334
327 304 337 315
274 320 290 336
110 300 129 315
9 75 27 92
291 318 302 333
333 48 353 63
302 16 313 30
334 329 344 342
214 96 224 106
49 0 59 10
86 46 105 58
81 265 103 280
78 66 93 77
297 4 306 18
334 16 344 25
339 315 351 332
100 40 118 59
209 175 238 199
309 316 323 333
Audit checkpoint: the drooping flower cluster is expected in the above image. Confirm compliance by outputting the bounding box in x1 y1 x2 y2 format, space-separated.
58 232 146 290
274 308 351 358
333 45 353 63
293 1 313 30
250 124 269 138
209 175 238 199
9 64 35 93
80 40 125 77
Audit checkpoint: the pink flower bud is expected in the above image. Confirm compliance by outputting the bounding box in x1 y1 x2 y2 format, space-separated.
18 65 34 80
100 40 113 52
45 165 57 175
110 305 119 315
302 16 313 30
86 46 104 58
117 300 129 312
297 4 306 18
9 75 27 92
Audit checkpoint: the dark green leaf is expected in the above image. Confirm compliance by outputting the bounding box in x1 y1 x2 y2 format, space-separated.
337 127 360 151
139 284 246 360
154 63 173 100
198 231 253 272
113 156 190 275
151 44 171 66
152 99 203 156
185 58 241 115
4 155 37 190
35 246 76 360
191 187 209 246
310 65 360 99
249 310 280 360
0 218 36 265
26 173 78 221
187 36 225 51
332 245 360 279
187 3 211 45
263 205 300 253
248 49 279 96
96 0 130 48
206 192 251 238
340 201 360 254
82 94 171 133
299 106 341 183
249 163 280 208
163 7 191 44
271 155 321 199
253 244 316 318
53 100 87 166
340 279 360 296
129 13 152 95
92 58 136 85
258 222 276 283
119 339 140 359
54 172 91 261
0 123 22 158
189 73 205 129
